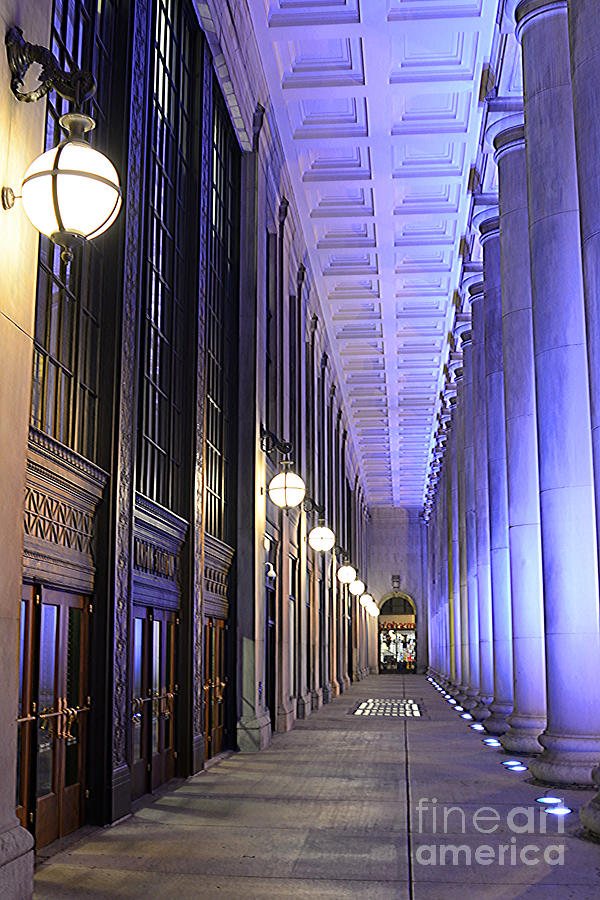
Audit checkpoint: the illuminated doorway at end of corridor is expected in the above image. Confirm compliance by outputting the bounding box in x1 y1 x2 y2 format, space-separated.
378 595 416 673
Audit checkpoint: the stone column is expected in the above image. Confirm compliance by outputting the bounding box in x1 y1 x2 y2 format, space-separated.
478 213 515 735
492 117 546 754
569 0 600 828
455 356 470 702
446 362 462 693
461 324 480 708
470 282 493 721
517 0 600 784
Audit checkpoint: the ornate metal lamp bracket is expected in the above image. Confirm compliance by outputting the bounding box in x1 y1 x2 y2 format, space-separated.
260 423 292 457
5 26 96 106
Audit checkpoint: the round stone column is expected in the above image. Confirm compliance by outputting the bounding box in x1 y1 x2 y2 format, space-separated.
479 213 515 735
517 0 600 784
493 118 546 755
455 356 470 702
460 325 480 708
470 281 493 720
447 366 462 693
568 0 600 833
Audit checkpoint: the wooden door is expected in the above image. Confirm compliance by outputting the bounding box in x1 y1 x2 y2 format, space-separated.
131 606 177 801
16 585 90 848
203 617 227 759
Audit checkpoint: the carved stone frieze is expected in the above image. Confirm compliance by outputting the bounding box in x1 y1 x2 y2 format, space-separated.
23 427 108 593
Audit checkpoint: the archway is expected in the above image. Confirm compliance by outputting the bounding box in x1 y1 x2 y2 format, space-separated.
377 593 417 674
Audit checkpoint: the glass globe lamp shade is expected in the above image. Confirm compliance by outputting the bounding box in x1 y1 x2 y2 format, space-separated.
349 579 365 596
20 115 122 259
308 525 335 553
359 593 372 608
367 604 380 618
337 564 357 584
267 469 306 509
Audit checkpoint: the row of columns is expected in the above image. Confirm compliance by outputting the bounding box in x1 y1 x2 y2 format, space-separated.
425 0 600 837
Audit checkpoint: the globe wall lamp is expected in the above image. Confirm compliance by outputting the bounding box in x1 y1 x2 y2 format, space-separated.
303 497 336 553
2 27 122 262
260 424 306 509
337 561 357 585
349 579 365 597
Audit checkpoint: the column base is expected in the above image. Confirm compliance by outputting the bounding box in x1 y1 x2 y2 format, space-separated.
322 683 333 704
237 709 272 751
0 823 34 900
483 701 513 735
296 692 312 719
310 688 323 711
580 767 600 837
462 689 480 711
342 674 351 691
528 732 600 786
471 702 491 722
330 678 341 698
500 714 545 754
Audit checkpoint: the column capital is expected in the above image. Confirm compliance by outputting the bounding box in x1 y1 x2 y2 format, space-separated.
466 280 485 307
492 118 526 164
515 0 567 42
473 204 500 245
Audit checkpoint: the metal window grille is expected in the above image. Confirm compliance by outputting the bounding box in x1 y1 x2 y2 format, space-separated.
204 82 240 541
30 0 116 460
137 0 198 513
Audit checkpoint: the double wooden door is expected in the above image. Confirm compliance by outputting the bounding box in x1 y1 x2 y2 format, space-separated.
203 617 227 759
131 606 178 800
17 585 90 848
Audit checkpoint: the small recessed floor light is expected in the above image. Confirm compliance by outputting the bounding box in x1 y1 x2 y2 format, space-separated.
448 699 456 704
501 761 523 767
461 713 473 720
535 797 562 805
455 705 464 712
470 723 485 731
545 806 571 816
482 738 501 746
507 764 528 772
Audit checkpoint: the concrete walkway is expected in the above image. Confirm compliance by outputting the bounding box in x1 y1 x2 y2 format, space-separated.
35 675 600 899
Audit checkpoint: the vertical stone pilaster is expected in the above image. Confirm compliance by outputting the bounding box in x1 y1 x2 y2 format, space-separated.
517 0 600 784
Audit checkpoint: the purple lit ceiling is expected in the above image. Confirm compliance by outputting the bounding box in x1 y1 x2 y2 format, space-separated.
248 0 500 507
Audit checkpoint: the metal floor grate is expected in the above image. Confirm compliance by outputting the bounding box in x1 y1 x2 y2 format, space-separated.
353 698 423 717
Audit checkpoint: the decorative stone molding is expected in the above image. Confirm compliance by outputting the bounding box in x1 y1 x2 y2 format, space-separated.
204 533 235 619
132 494 188 609
23 427 108 593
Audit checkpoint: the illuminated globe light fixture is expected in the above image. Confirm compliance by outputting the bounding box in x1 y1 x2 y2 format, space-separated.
349 579 366 597
337 562 357 585
2 29 122 262
367 602 380 618
308 524 335 553
267 461 306 509
18 114 122 262
359 593 373 609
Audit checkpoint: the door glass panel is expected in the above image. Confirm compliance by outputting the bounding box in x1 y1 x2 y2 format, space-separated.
16 599 27 806
18 599 26 717
165 621 173 749
37 604 58 798
133 617 143 761
152 620 161 754
65 607 82 787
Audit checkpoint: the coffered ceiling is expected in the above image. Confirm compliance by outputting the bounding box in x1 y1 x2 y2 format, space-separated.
247 0 500 507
